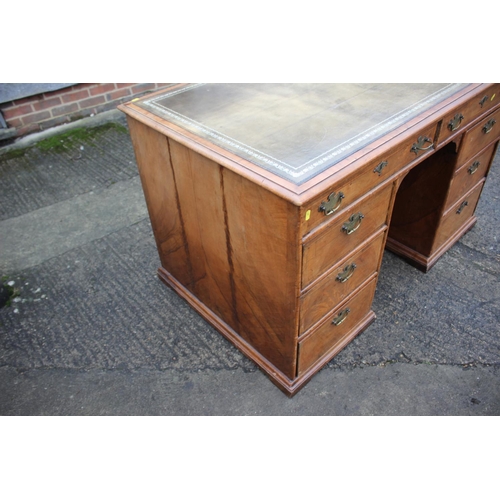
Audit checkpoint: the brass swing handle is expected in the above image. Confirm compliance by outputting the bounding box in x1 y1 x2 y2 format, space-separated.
332 308 350 326
336 263 357 283
448 113 464 132
457 200 468 215
341 212 364 235
482 119 496 134
410 135 434 155
319 191 344 216
468 161 480 175
373 160 388 176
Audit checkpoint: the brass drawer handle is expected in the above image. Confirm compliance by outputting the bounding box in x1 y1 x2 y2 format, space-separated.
479 95 488 108
410 135 434 155
336 263 357 283
319 191 344 216
482 119 496 134
456 200 469 214
332 308 350 326
373 160 388 176
341 212 364 235
448 113 464 132
468 161 480 175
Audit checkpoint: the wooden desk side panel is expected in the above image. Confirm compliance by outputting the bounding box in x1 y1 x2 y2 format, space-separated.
128 116 300 380
126 117 191 285
222 168 301 379
167 139 237 330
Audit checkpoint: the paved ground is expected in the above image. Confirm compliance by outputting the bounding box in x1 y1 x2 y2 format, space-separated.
0 110 499 415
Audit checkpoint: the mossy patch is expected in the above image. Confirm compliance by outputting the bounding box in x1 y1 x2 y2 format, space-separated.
0 121 129 160
37 122 128 153
0 147 27 161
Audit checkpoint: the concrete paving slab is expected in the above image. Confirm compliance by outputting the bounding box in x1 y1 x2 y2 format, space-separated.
0 177 147 272
0 363 498 415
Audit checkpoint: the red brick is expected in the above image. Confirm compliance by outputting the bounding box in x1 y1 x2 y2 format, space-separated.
106 88 132 101
131 83 156 94
61 89 90 103
32 96 63 111
44 86 75 98
73 83 94 90
73 107 96 119
78 95 106 109
21 110 51 125
12 96 39 106
0 101 15 109
95 101 120 113
4 116 23 129
90 83 115 96
51 102 79 117
18 122 42 136
43 84 89 97
39 115 71 130
2 103 34 119
116 83 135 89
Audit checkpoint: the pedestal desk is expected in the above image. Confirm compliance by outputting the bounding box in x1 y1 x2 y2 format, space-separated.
119 83 499 396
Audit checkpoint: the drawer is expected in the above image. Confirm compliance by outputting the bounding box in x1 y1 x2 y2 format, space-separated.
432 181 485 253
445 142 496 209
299 230 385 333
302 183 392 288
301 123 438 235
297 278 377 376
437 83 500 146
457 107 500 164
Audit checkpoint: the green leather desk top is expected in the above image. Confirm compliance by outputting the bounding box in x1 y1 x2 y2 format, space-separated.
137 83 469 185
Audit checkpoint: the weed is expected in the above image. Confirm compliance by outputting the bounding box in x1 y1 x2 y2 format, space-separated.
0 277 20 308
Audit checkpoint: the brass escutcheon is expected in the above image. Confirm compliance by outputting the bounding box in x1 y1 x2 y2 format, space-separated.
448 113 464 132
373 160 388 176
336 263 357 283
457 200 469 214
468 161 480 175
482 119 496 134
319 191 344 216
332 308 350 326
341 212 364 235
411 135 433 155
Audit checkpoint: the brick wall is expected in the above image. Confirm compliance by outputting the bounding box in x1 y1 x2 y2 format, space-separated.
0 83 173 139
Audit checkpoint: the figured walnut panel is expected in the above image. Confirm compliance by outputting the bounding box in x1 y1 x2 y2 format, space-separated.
127 118 191 286
222 168 301 379
167 139 237 330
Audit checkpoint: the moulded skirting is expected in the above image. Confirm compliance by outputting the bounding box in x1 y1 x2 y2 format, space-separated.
157 266 376 397
385 216 477 272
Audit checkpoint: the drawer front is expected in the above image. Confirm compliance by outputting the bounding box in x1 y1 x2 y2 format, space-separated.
445 142 496 209
433 181 484 253
297 278 377 376
438 83 500 145
458 107 500 164
299 230 385 333
302 183 392 288
301 123 437 235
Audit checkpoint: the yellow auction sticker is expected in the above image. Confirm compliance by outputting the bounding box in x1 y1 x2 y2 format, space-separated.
305 210 311 221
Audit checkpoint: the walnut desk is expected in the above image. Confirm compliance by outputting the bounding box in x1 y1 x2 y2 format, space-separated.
119 83 500 396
